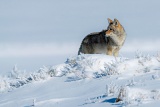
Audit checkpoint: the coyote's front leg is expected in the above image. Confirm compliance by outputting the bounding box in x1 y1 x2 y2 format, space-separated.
113 48 120 57
107 46 113 56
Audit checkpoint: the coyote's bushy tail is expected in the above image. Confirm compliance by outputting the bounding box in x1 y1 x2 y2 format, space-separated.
78 44 83 55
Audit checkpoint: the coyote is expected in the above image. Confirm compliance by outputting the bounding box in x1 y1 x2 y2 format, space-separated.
78 18 126 56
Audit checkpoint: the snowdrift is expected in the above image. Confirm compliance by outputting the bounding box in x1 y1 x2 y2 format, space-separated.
0 52 160 107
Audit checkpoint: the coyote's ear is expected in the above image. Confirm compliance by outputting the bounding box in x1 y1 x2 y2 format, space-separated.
114 18 120 26
108 18 113 24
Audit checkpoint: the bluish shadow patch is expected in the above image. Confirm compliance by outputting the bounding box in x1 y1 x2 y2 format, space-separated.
65 76 82 82
102 98 116 103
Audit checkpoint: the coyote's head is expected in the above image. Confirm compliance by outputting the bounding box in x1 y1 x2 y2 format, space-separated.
105 18 124 37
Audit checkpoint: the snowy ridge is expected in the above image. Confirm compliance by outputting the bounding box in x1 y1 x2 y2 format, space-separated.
0 52 160 107
0 54 123 92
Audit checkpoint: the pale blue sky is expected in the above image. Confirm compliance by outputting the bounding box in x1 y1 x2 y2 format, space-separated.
1 0 160 44
0 0 160 73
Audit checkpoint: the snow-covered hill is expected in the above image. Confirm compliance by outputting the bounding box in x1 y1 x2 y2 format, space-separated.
0 52 160 107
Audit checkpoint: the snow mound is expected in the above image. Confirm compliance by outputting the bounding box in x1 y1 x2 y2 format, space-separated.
0 53 160 107
50 54 126 79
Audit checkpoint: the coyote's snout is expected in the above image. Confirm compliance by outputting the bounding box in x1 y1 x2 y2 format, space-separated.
78 18 126 57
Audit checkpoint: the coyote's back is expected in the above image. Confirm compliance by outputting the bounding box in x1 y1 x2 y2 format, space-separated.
78 18 126 56
78 30 108 55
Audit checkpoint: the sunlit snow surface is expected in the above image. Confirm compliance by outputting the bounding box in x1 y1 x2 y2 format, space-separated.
0 53 160 107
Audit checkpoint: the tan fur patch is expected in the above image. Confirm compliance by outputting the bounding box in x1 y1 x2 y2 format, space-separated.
116 24 122 31
106 30 112 35
108 18 113 23
107 46 113 55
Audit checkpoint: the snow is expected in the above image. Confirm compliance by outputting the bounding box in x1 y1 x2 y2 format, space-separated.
0 53 160 107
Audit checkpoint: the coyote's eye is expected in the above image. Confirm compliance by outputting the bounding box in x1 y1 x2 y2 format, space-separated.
110 28 114 31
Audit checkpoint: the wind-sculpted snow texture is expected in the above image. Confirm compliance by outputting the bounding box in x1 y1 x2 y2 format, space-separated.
0 52 160 107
